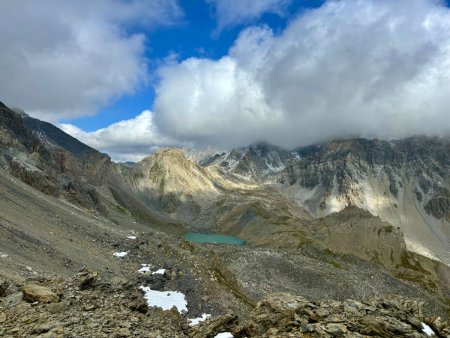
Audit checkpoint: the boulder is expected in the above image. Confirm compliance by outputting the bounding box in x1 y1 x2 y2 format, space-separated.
75 268 98 290
22 284 59 303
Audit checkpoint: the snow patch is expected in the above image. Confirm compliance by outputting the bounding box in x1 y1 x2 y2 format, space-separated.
0 252 9 259
139 286 187 312
138 264 151 273
225 158 239 171
126 236 137 240
232 172 252 181
153 268 166 275
113 252 128 257
26 266 37 274
264 158 285 174
421 322 436 336
292 152 302 161
214 333 234 338
188 313 211 326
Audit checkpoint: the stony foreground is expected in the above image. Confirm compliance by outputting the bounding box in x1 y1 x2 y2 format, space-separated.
1 270 449 337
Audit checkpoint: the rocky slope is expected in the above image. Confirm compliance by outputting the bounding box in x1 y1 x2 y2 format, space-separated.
3 161 448 336
1 102 450 336
2 274 448 337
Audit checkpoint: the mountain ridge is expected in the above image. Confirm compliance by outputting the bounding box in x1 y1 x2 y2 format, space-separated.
1 102 450 336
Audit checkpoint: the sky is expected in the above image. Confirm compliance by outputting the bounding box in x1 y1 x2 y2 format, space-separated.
1 0 450 161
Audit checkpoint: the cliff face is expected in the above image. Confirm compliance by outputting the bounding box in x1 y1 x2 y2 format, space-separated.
0 102 112 213
272 138 450 265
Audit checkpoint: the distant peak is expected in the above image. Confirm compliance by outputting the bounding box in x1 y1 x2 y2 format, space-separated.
140 147 189 164
155 147 186 157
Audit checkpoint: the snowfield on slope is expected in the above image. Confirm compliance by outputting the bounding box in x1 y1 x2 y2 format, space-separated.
139 286 188 312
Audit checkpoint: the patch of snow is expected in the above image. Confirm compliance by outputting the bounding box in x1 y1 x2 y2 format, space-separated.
291 152 302 161
139 286 187 313
152 268 166 275
214 333 234 338
232 173 252 181
421 322 436 336
113 252 128 257
138 264 151 273
188 313 211 326
127 236 137 240
26 266 37 274
264 158 285 173
0 252 9 259
225 158 239 171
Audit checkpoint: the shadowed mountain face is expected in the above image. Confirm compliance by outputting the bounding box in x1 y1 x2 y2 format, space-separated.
1 102 450 327
0 102 113 212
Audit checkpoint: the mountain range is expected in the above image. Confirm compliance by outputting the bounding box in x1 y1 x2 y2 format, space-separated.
0 101 449 337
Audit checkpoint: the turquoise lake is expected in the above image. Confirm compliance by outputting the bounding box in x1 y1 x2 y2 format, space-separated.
184 232 246 245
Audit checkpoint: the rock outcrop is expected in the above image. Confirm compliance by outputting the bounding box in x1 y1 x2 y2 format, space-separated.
211 293 448 337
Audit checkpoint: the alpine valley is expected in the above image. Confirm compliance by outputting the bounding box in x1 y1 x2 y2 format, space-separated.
0 101 449 337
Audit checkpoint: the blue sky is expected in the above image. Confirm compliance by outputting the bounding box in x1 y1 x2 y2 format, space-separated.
2 0 450 161
62 0 326 131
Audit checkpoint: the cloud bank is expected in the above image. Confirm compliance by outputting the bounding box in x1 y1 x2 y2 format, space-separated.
60 111 184 162
0 0 181 122
154 0 450 149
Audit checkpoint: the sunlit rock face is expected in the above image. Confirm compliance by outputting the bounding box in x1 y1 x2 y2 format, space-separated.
119 148 221 222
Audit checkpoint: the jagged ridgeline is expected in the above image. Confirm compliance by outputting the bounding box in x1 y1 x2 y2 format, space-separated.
0 102 449 336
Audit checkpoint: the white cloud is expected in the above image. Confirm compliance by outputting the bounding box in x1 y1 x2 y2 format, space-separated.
207 0 292 31
154 0 450 149
0 0 182 122
60 111 185 162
